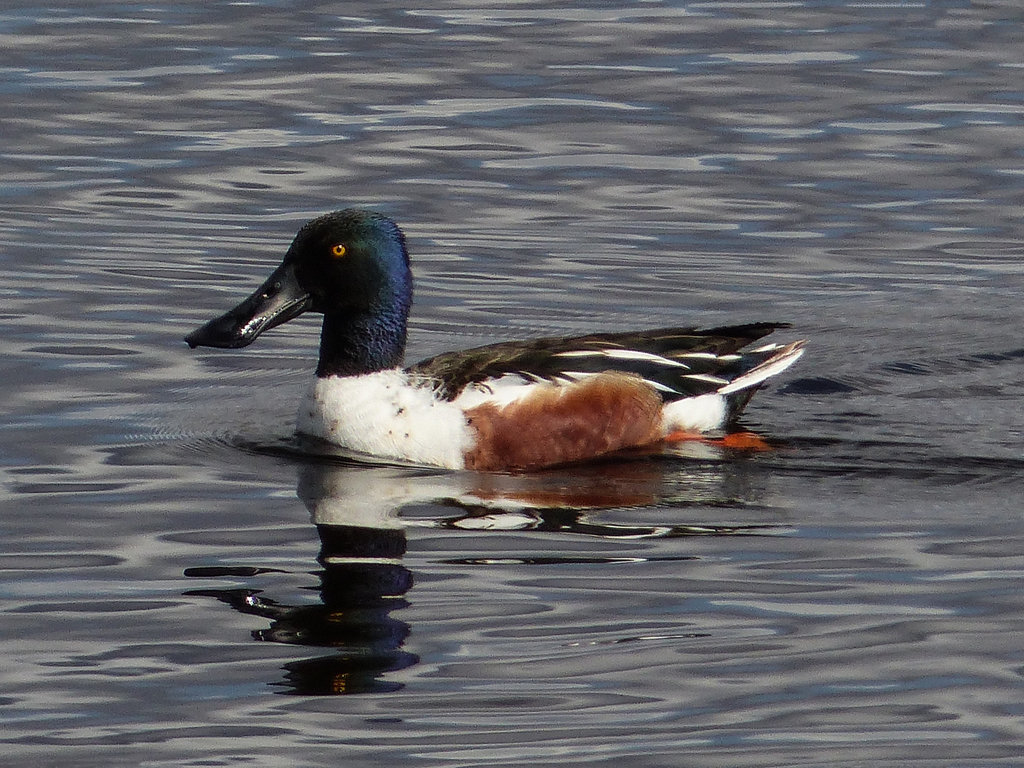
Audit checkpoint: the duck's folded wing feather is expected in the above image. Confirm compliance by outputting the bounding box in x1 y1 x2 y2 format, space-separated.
408 322 791 401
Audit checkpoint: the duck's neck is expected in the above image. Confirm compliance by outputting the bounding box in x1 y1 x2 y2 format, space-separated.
316 308 407 377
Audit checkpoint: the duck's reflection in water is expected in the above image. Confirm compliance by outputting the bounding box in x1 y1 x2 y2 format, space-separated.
186 441 779 695
186 504 416 694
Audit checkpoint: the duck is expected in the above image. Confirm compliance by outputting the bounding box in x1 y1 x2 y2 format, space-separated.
185 209 805 471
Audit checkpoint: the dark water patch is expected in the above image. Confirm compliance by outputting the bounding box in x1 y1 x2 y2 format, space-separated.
569 632 713 647
8 724 298 748
881 361 933 376
13 600 182 614
780 375 859 395
26 345 139 357
0 553 124 570
5 466 75 475
9 481 129 495
922 537 1024 559
880 347 1024 378
161 526 311 548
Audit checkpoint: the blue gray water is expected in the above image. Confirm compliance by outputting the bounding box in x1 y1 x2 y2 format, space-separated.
3 1 1024 765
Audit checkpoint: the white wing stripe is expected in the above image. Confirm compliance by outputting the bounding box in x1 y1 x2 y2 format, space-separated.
554 348 690 368
643 379 680 394
749 343 783 353
684 373 731 385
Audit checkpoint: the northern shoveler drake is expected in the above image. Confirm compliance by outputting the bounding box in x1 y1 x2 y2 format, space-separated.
185 209 805 471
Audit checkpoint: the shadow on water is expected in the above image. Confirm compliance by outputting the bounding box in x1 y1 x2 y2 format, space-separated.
183 443 783 695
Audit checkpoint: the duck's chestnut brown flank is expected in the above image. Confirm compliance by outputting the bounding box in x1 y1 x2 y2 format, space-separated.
463 373 663 471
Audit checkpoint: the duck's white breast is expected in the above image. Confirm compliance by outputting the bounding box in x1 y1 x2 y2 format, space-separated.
296 370 474 469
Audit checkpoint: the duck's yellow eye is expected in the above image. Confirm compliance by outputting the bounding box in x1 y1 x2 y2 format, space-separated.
330 243 347 258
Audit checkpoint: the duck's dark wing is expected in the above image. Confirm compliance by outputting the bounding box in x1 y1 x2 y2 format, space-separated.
408 322 792 401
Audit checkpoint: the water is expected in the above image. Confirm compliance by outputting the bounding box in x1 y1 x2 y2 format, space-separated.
2 1 1024 765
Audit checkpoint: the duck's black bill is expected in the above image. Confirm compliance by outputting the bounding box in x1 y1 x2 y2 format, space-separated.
185 262 311 349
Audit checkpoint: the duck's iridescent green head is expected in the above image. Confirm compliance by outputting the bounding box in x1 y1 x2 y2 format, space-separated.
186 209 413 376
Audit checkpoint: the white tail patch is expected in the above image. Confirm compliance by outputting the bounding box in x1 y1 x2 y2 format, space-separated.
717 341 806 395
662 393 728 432
659 341 804 433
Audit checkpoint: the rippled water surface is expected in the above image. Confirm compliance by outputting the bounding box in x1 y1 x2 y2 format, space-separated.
3 1 1024 765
